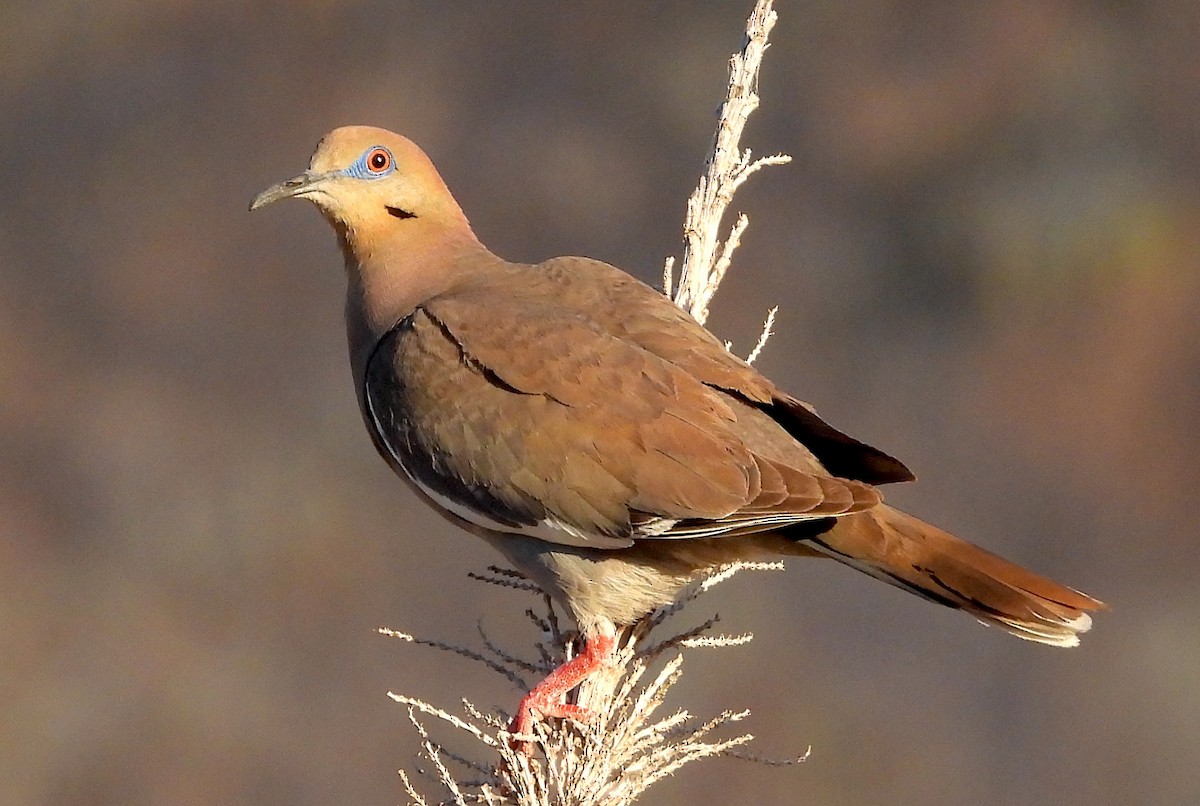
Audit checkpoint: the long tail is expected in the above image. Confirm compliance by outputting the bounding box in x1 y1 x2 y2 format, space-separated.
790 505 1105 646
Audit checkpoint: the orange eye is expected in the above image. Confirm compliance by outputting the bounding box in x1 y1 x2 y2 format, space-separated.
366 147 392 173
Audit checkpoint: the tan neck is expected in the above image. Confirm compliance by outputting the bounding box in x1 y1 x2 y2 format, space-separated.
341 215 491 397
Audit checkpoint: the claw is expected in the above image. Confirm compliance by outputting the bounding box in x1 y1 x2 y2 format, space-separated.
506 632 616 753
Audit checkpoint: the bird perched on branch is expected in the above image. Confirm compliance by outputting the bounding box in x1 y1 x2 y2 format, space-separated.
251 125 1103 743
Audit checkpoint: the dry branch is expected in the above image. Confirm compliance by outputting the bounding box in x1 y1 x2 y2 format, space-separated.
389 2 802 802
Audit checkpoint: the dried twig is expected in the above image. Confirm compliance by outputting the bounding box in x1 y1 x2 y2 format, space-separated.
389 3 803 802
665 0 790 363
389 562 802 805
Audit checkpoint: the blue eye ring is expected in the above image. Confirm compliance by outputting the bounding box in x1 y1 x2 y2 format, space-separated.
344 146 395 179
365 147 392 174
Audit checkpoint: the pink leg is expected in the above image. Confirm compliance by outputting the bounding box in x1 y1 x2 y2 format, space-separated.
509 632 617 746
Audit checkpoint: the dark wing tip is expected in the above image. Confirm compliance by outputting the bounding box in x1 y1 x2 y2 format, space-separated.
769 396 916 485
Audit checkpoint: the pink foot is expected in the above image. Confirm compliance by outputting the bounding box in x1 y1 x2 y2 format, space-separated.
508 632 617 751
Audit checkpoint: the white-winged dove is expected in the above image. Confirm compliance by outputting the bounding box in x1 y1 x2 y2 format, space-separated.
251 126 1103 741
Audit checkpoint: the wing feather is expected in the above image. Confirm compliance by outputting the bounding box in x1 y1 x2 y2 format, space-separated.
363 278 887 549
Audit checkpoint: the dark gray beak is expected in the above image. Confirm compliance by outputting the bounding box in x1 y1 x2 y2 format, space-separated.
249 170 331 211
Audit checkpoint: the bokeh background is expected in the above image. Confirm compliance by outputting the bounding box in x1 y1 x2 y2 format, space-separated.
4 1 1198 803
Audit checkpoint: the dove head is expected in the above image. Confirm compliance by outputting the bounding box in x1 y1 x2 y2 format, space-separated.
250 126 476 254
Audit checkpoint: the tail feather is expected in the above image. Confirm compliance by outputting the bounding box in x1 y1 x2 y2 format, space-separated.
793 504 1104 647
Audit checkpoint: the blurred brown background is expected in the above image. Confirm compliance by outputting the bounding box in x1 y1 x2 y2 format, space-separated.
3 1 1198 803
